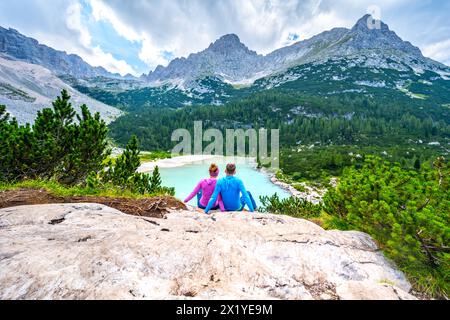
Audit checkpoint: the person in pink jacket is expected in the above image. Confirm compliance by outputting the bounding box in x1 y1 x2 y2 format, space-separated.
184 163 225 211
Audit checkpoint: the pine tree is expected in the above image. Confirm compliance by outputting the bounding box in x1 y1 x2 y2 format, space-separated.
1 92 175 196
0 105 35 181
102 135 141 187
31 89 77 179
1 90 110 184
414 158 421 170
0 105 13 181
59 105 110 185
150 165 162 192
0 105 8 123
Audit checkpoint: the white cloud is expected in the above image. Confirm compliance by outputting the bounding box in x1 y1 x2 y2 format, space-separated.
88 46 137 75
0 0 138 76
66 2 92 47
89 0 142 42
139 37 174 68
88 0 176 68
64 2 138 76
423 40 450 66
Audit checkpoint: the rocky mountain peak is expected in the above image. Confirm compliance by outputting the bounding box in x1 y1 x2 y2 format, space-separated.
344 14 423 58
146 33 262 84
352 14 390 33
208 33 256 55
215 33 241 45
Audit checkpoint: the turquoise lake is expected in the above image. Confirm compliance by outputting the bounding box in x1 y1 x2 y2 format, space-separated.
157 159 291 208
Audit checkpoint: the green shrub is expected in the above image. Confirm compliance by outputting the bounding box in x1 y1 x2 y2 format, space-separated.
323 156 449 298
99 136 174 196
259 193 322 218
0 90 109 185
291 172 303 181
293 183 306 192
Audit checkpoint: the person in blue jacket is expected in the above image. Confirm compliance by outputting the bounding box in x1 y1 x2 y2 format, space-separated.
204 163 257 214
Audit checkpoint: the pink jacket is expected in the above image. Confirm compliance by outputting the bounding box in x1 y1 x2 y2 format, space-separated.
184 178 225 211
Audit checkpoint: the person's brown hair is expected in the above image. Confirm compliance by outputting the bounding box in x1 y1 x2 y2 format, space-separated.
226 163 236 174
209 163 219 175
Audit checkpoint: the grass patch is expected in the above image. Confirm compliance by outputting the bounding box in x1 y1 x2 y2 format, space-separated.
0 180 166 199
102 150 171 167
139 151 172 162
0 180 185 218
293 183 306 192
397 86 428 100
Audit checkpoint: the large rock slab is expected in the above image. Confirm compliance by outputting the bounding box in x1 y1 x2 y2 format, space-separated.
0 203 415 300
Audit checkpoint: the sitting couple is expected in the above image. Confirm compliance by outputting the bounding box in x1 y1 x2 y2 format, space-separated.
184 163 257 214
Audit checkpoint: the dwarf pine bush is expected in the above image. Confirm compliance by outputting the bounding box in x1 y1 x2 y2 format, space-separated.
323 156 449 298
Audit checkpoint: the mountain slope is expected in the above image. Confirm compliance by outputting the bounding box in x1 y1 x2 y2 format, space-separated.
77 57 450 111
265 15 431 70
0 56 122 124
0 27 120 79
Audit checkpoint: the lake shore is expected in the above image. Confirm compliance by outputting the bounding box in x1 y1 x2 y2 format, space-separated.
138 155 257 173
258 167 326 204
138 155 217 173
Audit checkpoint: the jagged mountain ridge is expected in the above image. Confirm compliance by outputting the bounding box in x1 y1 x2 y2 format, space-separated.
2 14 449 91
143 14 449 88
1 14 449 114
0 26 121 79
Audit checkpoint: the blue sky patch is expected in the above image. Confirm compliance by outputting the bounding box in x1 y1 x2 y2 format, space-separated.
81 0 149 74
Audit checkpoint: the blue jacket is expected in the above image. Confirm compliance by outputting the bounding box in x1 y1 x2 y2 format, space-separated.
205 176 254 214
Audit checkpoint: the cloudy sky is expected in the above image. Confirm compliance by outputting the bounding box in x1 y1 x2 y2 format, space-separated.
1 0 449 76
